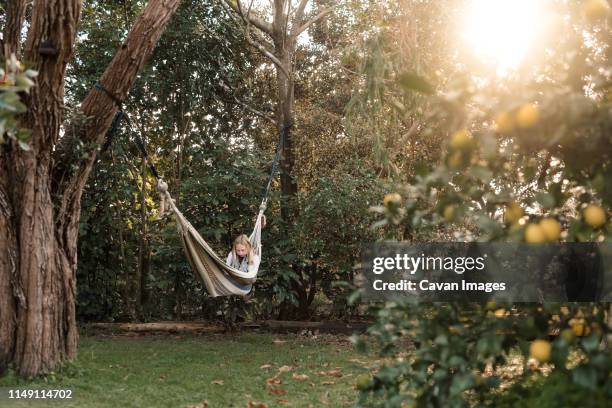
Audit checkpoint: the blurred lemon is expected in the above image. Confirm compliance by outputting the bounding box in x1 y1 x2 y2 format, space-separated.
504 202 524 225
583 204 606 228
525 223 547 243
529 339 551 362
583 0 610 21
495 112 515 133
443 205 455 222
539 218 561 241
447 151 463 169
494 308 506 317
383 193 402 206
355 374 371 390
570 318 591 337
516 103 539 128
450 129 472 150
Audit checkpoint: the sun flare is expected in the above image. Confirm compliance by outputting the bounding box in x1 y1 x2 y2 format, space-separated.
462 0 548 76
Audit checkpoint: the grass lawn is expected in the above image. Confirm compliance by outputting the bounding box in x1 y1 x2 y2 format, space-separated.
0 332 378 407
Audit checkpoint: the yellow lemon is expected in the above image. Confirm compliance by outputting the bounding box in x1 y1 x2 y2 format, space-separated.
583 0 610 21
583 204 606 228
355 374 371 390
529 340 552 363
443 205 455 222
525 224 547 243
570 318 590 337
494 308 506 317
539 218 561 241
449 129 472 150
383 193 402 206
495 112 515 134
530 340 552 362
516 103 539 129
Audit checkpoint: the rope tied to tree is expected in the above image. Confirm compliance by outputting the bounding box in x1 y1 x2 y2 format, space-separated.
258 123 288 214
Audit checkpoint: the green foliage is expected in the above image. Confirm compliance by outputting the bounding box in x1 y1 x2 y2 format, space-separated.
489 367 611 407
0 55 37 149
349 2 612 407
356 302 611 407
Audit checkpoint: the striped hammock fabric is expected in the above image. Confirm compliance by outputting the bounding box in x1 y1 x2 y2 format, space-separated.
158 182 263 297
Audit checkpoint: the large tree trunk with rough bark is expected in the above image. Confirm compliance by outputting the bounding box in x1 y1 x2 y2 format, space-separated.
0 0 181 378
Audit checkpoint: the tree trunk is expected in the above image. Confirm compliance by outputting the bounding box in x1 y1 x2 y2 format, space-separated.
2 0 27 57
275 48 299 222
0 0 182 377
272 2 299 224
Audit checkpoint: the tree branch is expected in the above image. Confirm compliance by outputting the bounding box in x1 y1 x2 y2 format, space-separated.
230 95 276 124
245 34 290 78
220 0 273 35
293 0 310 27
293 5 335 36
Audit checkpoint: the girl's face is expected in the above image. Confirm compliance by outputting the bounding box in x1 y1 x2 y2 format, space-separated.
235 244 247 257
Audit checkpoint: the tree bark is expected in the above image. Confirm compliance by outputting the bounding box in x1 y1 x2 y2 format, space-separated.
2 0 27 57
0 0 182 377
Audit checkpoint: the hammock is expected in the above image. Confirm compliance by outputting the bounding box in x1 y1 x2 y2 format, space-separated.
156 180 266 297
95 80 286 297
142 126 285 297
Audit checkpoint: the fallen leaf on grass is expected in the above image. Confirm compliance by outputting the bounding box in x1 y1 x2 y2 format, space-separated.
211 380 224 385
266 376 281 385
317 370 342 378
278 365 293 373
159 374 167 381
275 398 290 404
321 381 336 385
259 364 273 369
247 401 268 408
292 373 309 381
268 388 287 395
273 339 287 344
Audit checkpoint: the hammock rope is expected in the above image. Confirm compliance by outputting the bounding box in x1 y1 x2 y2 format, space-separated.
96 81 285 297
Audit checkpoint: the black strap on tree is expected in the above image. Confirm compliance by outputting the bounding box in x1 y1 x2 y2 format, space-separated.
259 123 288 210
94 81 160 180
95 81 124 155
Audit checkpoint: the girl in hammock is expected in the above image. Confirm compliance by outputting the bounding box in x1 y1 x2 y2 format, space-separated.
226 234 260 274
225 213 266 273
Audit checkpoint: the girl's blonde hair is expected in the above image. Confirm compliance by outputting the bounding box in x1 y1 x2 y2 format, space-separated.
232 234 254 265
